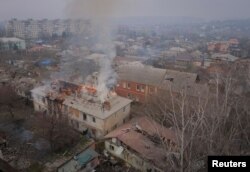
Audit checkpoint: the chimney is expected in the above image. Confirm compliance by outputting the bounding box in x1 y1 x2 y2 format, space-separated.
103 101 111 111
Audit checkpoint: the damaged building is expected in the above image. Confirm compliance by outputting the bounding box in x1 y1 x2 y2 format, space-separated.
104 116 179 172
31 72 132 139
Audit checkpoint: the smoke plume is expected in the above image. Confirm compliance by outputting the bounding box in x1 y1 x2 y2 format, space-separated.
67 0 118 102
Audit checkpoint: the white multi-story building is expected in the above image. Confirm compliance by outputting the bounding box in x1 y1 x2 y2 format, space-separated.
5 19 89 39
40 19 54 37
31 75 132 139
25 19 40 39
0 37 26 50
11 19 26 38
53 19 65 36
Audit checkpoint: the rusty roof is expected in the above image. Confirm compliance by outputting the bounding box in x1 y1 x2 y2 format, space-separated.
105 116 178 169
117 65 166 86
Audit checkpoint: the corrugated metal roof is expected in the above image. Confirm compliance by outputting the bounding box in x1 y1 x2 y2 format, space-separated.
77 148 99 166
105 116 178 170
117 65 166 86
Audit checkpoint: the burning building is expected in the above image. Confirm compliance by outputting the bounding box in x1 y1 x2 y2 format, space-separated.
31 72 132 139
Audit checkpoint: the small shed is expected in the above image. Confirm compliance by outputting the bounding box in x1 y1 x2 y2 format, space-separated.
57 148 99 172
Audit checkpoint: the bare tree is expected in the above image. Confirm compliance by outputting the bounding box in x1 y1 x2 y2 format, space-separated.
33 99 80 152
142 62 250 171
33 111 80 152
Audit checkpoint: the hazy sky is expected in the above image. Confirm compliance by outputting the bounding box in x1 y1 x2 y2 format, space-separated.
0 0 250 21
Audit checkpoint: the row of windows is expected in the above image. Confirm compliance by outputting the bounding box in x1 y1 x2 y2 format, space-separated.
63 105 127 128
82 113 96 123
62 105 96 123
136 85 145 92
122 82 145 93
122 82 131 89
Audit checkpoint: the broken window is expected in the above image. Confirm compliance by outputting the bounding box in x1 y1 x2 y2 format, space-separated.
109 144 114 151
83 113 87 120
92 117 96 123
112 124 117 130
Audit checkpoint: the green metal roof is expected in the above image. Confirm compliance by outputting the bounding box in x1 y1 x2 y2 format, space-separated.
77 148 99 166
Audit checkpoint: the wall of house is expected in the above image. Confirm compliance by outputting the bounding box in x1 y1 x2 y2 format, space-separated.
32 92 48 112
116 80 159 103
105 140 162 172
62 105 106 138
104 104 131 134
116 80 147 103
31 92 103 137
32 91 131 139
62 103 131 139
67 107 105 130
0 40 26 51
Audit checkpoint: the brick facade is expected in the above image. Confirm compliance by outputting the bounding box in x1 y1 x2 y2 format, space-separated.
116 80 157 103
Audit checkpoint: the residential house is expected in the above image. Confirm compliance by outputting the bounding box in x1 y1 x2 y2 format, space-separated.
172 53 201 68
228 38 241 56
105 116 178 172
210 53 238 63
160 69 209 99
207 39 240 56
114 56 143 66
207 41 230 54
31 74 132 139
116 65 167 103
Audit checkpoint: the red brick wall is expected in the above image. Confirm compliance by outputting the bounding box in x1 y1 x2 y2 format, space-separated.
115 80 147 102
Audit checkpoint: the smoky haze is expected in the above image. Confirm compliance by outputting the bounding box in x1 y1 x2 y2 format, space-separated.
66 0 119 19
0 0 250 20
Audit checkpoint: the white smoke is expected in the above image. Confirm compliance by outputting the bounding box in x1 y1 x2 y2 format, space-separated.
67 0 118 102
97 52 117 102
